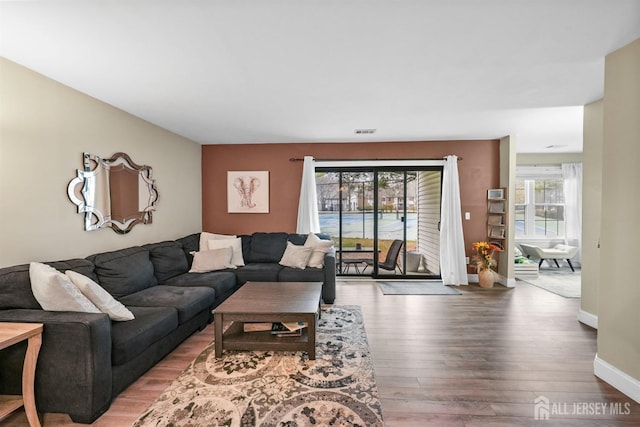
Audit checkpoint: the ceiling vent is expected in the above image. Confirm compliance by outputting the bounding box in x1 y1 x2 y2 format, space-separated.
354 129 376 134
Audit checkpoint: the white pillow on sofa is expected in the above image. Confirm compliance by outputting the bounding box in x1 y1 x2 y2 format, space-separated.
29 262 101 314
199 231 236 252
65 270 135 321
304 233 334 268
279 241 313 269
190 247 236 272
207 237 245 266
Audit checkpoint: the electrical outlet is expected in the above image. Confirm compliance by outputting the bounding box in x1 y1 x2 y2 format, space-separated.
465 212 470 220
465 257 470 264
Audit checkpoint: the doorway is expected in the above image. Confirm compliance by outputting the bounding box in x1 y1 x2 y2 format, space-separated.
315 166 443 279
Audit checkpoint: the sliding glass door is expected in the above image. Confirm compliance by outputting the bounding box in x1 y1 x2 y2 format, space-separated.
316 166 442 279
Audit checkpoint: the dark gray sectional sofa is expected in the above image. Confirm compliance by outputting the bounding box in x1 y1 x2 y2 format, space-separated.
0 232 335 423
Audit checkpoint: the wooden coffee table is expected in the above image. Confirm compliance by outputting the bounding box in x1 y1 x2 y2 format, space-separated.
214 281 322 359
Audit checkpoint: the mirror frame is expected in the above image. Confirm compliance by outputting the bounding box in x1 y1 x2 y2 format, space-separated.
67 152 159 234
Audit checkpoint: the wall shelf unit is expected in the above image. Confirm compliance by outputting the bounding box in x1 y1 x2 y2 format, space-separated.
487 188 506 247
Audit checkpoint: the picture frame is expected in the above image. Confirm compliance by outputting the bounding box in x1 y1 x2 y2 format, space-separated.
488 214 503 225
487 188 504 200
489 227 505 238
227 171 269 213
488 200 505 213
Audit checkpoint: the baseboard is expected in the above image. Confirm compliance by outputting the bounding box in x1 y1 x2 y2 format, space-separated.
578 309 598 329
466 274 514 287
499 276 516 287
594 355 640 404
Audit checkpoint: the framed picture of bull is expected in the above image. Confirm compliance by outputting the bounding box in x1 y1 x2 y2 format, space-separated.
227 171 269 213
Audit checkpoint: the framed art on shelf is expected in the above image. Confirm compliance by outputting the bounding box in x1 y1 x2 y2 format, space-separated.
227 171 269 213
488 214 503 226
488 200 505 213
489 227 505 239
488 188 504 200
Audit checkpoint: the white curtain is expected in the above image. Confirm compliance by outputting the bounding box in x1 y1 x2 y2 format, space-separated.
296 156 321 234
440 155 468 285
562 162 582 264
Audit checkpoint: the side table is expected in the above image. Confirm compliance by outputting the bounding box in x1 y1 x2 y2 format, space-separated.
0 322 43 427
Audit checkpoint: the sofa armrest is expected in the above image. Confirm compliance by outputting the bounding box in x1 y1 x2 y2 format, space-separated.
323 251 336 304
0 309 113 423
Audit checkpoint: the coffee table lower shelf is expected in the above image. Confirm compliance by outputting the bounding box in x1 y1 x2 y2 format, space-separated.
213 281 322 360
223 322 312 351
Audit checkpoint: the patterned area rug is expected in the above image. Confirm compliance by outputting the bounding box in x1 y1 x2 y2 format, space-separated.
377 281 461 295
133 305 384 427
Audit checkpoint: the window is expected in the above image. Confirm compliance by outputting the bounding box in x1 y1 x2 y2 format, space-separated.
515 167 565 238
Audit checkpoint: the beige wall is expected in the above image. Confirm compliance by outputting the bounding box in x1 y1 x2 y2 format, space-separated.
581 99 603 319
0 58 202 268
598 39 640 381
498 136 516 284
516 152 583 165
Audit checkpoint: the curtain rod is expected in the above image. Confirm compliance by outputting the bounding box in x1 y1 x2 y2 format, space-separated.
289 156 462 162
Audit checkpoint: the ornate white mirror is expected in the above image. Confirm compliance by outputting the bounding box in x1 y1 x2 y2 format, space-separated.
67 152 159 234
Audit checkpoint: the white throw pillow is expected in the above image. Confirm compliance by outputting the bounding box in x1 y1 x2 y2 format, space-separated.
199 231 237 252
279 241 313 269
29 262 101 314
190 247 236 272
304 233 334 268
207 237 245 266
65 270 135 321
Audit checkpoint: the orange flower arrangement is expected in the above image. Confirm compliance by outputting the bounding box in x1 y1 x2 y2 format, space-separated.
472 241 502 272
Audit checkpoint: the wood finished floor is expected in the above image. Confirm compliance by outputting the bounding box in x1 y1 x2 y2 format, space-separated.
3 279 640 426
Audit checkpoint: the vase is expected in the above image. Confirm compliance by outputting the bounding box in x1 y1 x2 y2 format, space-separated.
478 269 495 288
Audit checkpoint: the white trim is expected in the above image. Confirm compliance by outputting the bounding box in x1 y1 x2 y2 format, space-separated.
467 274 515 287
516 165 563 178
501 276 516 287
315 159 445 168
577 309 598 329
594 355 640 404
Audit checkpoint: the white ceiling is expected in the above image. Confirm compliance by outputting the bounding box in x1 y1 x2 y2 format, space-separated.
2 1 639 153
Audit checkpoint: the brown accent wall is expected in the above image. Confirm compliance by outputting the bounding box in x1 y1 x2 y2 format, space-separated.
202 139 499 264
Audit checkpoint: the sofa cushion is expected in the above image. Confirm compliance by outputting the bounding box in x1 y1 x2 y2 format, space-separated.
110 306 179 366
143 241 189 282
279 241 313 269
246 232 289 263
0 264 42 309
87 247 158 298
176 233 199 267
199 232 236 252
49 258 99 281
239 235 252 264
303 233 334 268
235 263 283 283
0 259 98 310
278 266 325 282
189 248 235 273
161 271 238 298
119 285 215 324
207 238 245 266
65 270 135 321
29 262 102 313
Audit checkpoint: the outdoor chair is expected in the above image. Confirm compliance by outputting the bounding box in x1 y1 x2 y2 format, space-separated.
363 239 404 274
